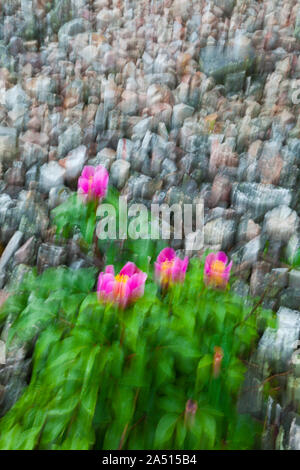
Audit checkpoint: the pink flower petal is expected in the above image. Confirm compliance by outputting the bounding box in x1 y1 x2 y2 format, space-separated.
172 257 183 282
204 253 216 274
97 273 115 297
78 176 89 194
205 253 216 266
81 166 95 179
120 262 139 278
127 272 147 300
157 247 176 264
182 257 189 274
216 251 228 264
105 265 115 275
154 262 162 281
224 261 232 274
92 166 109 198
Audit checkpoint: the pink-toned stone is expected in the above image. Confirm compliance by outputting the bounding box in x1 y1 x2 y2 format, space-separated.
248 140 263 159
149 103 173 125
258 153 283 185
20 130 49 147
27 115 41 132
209 174 232 208
246 220 261 242
14 236 36 265
209 140 238 177
279 109 296 127
147 84 174 107
250 262 271 297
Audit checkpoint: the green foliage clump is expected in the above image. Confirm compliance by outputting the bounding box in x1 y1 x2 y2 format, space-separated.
0 178 278 450
0 256 275 450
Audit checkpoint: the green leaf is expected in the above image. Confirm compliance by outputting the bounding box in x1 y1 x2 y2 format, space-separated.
292 248 300 268
198 411 216 449
154 413 178 449
175 418 187 448
196 354 213 391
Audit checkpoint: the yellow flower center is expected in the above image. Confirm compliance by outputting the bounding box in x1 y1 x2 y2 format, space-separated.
88 176 94 191
211 260 226 274
113 274 129 300
160 260 174 285
115 274 129 283
161 260 174 271
210 260 226 286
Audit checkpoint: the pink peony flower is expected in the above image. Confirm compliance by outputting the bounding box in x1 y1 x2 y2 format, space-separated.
204 251 232 289
154 247 189 288
97 262 147 309
78 165 109 202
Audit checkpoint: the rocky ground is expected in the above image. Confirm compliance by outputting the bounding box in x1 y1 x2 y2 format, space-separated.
0 0 300 449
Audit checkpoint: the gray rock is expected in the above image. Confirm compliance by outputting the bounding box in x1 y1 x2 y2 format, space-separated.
238 366 265 418
128 174 158 200
242 236 262 265
14 236 36 266
110 160 130 190
69 259 90 270
270 268 289 291
0 231 23 288
172 103 194 128
0 231 23 271
58 123 82 158
58 18 91 48
62 145 88 183
161 158 177 175
225 71 246 94
231 183 292 219
39 161 66 194
263 206 299 243
88 148 116 170
288 418 300 450
295 9 300 40
199 44 255 83
258 307 300 372
5 85 30 111
116 138 134 162
0 356 31 417
0 126 17 162
0 44 15 71
214 0 235 15
39 78 59 105
287 139 300 164
132 118 153 140
25 165 39 189
204 217 236 250
7 103 29 132
0 341 5 365
21 142 47 169
48 185 72 210
37 243 67 271
289 270 300 290
250 261 270 297
0 200 19 245
280 288 300 310
145 73 177 89
231 279 250 299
